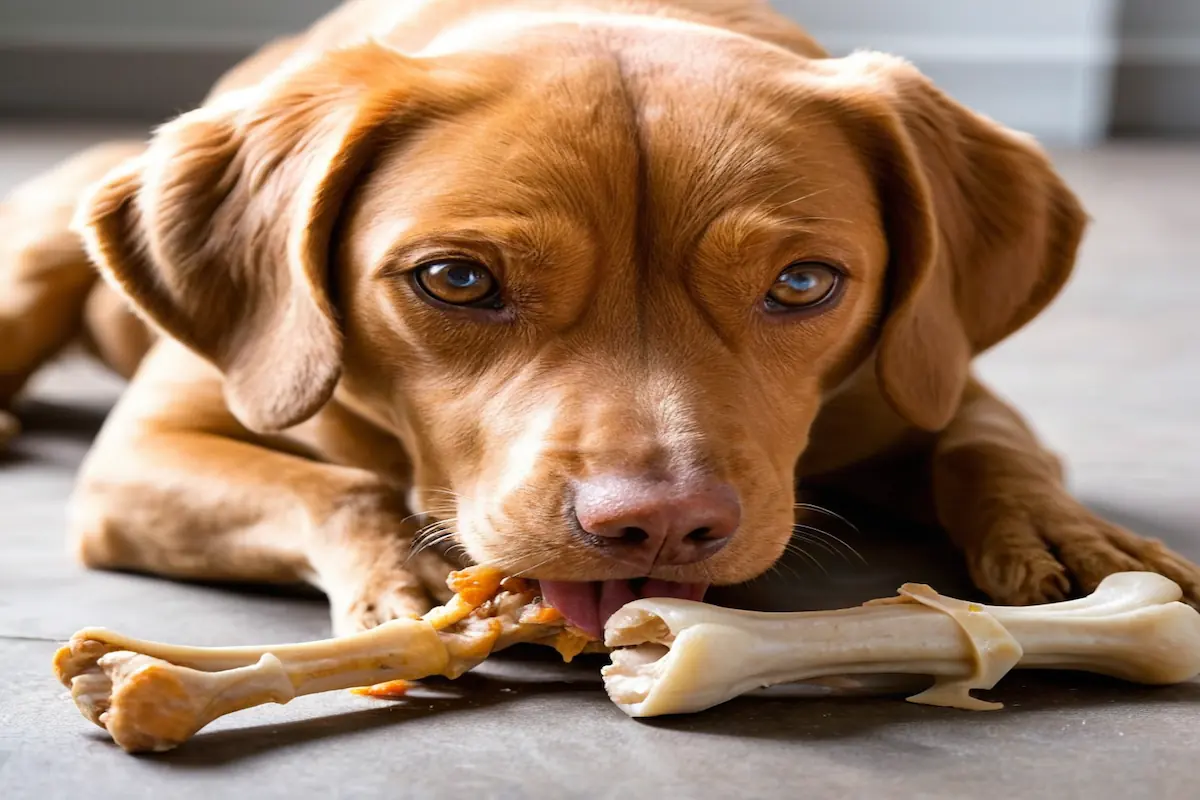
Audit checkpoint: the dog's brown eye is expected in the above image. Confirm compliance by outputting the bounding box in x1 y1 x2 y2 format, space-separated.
414 260 501 308
766 262 841 311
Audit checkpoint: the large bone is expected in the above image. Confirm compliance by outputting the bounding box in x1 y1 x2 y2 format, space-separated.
602 572 1200 717
53 569 596 753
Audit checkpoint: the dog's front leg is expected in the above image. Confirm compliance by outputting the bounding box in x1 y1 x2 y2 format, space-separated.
71 348 456 635
931 377 1200 606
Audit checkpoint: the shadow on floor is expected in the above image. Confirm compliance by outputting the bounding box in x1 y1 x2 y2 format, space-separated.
11 398 112 438
0 398 112 467
101 567 330 604
640 672 1200 742
127 671 597 768
116 664 1200 767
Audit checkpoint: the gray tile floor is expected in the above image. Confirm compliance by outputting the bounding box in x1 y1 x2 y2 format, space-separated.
2 123 1199 799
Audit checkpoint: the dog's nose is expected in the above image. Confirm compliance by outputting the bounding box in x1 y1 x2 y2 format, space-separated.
572 476 740 566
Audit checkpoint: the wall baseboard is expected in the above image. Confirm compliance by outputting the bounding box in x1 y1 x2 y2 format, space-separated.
0 43 250 122
1112 64 1200 137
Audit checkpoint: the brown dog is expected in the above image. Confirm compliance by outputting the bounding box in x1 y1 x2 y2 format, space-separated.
3 0 1196 637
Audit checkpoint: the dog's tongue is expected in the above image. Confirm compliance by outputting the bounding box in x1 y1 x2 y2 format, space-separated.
538 579 708 639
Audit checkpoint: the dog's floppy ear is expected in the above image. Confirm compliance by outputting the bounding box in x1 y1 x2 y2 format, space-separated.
76 44 434 433
817 53 1088 431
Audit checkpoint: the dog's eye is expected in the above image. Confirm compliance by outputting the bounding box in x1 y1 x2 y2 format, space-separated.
414 260 502 308
765 262 842 312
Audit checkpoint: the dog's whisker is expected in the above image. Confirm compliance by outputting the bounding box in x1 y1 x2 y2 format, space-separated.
790 530 843 559
508 556 556 579
780 541 829 576
420 523 458 544
401 506 447 526
400 510 427 526
791 528 851 563
407 534 457 562
407 519 460 563
777 551 816 579
415 528 457 548
793 522 867 565
403 500 457 526
794 502 861 533
781 539 817 559
413 517 456 540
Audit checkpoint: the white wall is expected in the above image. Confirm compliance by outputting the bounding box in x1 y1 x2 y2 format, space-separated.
774 0 1122 145
1 0 1197 139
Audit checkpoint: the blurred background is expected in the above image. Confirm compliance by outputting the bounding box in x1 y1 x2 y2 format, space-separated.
1 0 1198 142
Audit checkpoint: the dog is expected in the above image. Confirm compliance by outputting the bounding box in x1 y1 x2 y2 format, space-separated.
2 0 1196 638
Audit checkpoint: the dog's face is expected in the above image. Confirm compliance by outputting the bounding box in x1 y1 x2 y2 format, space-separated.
334 39 888 586
80 21 1085 619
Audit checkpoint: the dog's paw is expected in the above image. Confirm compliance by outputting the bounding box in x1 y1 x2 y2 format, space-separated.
330 568 434 637
327 547 464 636
966 494 1200 608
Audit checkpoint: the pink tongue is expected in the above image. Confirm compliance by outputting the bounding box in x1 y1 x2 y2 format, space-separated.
539 579 708 639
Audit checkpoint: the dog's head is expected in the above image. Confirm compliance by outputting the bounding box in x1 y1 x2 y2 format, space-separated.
78 22 1084 633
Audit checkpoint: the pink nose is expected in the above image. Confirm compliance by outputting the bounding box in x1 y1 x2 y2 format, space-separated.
572 475 741 567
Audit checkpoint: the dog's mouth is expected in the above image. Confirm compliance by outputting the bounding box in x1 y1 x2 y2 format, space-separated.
538 578 707 639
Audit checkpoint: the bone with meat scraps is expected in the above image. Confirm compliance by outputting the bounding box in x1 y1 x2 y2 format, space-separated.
53 568 597 753
602 571 1200 717
57 570 1200 753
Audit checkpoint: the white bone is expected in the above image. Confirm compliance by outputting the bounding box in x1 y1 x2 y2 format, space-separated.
601 572 1200 717
53 570 594 752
